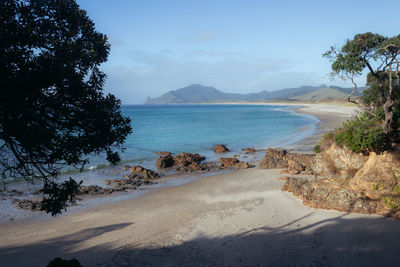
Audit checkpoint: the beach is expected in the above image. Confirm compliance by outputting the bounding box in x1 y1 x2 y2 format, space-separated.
1 103 400 267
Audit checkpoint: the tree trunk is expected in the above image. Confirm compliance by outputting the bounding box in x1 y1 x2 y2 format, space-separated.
383 99 395 145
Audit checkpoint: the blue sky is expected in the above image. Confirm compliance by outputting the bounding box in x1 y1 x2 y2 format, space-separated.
78 0 400 104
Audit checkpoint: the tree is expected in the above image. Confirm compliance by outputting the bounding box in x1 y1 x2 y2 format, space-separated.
0 0 132 215
324 32 400 145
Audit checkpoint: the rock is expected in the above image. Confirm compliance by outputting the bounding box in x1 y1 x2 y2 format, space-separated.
283 177 378 214
122 165 131 171
155 151 171 155
12 199 42 212
243 148 255 154
312 143 366 179
155 154 174 169
219 157 239 167
213 144 229 153
130 165 159 179
235 161 250 169
259 148 313 174
172 152 205 168
79 185 113 195
259 148 288 169
287 159 304 175
47 257 83 267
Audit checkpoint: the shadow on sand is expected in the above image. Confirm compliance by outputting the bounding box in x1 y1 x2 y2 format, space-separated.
1 215 400 266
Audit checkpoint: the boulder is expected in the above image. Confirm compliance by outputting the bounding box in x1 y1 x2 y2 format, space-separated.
12 199 42 212
213 144 229 153
155 154 174 169
219 157 239 167
235 161 250 169
287 159 304 175
79 185 113 195
155 151 171 156
122 165 131 171
130 165 159 179
259 148 313 174
172 152 205 167
243 147 256 154
259 148 288 169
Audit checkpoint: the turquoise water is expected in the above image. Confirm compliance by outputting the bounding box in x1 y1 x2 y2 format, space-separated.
112 104 317 166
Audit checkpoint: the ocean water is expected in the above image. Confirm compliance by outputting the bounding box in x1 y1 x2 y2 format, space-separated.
115 104 318 166
0 104 319 221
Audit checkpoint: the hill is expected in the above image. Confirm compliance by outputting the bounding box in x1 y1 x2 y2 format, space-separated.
144 84 362 104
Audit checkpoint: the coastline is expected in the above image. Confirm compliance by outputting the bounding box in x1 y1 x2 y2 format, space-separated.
3 103 397 267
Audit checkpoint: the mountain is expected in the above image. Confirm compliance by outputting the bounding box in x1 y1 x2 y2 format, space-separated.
144 84 362 104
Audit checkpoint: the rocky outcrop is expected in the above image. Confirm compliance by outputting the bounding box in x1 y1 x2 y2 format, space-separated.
282 177 378 214
219 158 251 169
79 185 113 195
219 157 239 167
283 143 400 218
235 161 251 169
243 147 255 154
12 199 43 212
213 145 229 153
311 143 366 179
259 148 313 175
155 152 211 173
155 153 174 169
349 150 400 201
130 165 160 179
173 152 205 167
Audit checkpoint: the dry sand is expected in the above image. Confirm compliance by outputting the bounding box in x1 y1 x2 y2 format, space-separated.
1 103 399 267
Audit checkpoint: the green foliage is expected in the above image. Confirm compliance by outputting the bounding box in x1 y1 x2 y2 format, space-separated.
384 197 400 210
324 32 400 142
313 144 321 154
0 0 132 215
334 113 387 153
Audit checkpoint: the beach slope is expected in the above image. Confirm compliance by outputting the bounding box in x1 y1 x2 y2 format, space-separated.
1 168 400 266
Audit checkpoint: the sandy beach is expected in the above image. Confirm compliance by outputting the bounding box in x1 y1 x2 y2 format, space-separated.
1 103 400 267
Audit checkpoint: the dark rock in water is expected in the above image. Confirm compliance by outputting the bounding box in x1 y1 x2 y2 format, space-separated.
155 151 171 156
243 147 256 154
219 157 240 167
156 153 174 169
155 151 208 173
172 152 205 167
130 165 160 179
107 174 156 191
79 185 113 195
214 144 229 153
47 257 82 267
12 199 43 212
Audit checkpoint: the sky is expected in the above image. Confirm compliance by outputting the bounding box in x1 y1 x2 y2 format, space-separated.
78 0 400 104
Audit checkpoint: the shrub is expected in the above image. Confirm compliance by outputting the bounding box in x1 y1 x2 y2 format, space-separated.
334 113 387 153
313 144 321 153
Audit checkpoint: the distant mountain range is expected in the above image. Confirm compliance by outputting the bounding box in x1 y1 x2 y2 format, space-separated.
144 84 363 104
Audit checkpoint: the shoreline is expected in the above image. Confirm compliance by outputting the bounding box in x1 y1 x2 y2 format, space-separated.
2 103 390 267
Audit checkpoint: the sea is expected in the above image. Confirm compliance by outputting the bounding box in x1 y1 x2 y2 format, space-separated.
0 104 319 221
114 104 318 167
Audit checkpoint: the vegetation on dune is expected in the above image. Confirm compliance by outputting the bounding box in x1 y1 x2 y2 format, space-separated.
324 32 400 153
0 0 132 215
